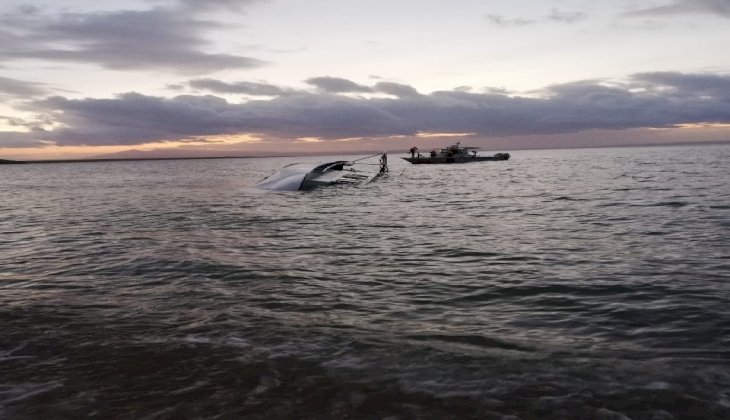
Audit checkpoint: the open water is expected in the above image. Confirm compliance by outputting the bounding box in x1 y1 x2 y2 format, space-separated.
1 145 729 419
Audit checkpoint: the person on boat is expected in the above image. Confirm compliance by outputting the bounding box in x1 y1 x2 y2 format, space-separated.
430 150 437 158
380 152 388 173
409 146 418 158
446 149 455 163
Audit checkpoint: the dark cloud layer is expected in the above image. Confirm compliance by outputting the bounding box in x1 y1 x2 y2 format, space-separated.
4 72 728 148
0 131 42 148
0 4 263 74
0 76 49 97
173 0 263 12
188 79 293 96
629 0 730 17
304 77 421 97
306 77 372 93
633 72 730 100
374 82 421 98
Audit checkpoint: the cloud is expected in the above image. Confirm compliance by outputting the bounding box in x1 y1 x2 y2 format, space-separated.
0 76 49 97
25 91 408 146
485 14 534 27
486 8 586 27
3 72 730 148
0 6 263 74
305 77 372 93
628 0 730 18
30 93 243 146
547 9 586 23
0 125 44 148
172 0 264 12
188 78 295 96
632 72 730 100
303 77 421 98
374 82 421 98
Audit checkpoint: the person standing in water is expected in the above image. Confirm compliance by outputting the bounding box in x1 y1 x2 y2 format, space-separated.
380 152 388 173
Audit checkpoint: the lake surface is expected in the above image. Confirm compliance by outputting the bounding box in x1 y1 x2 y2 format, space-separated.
1 145 729 419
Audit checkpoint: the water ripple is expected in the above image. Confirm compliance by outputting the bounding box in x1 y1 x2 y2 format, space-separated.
1 146 729 418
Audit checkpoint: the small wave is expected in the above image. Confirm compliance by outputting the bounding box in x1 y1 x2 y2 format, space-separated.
553 196 589 201
438 249 502 258
0 382 63 405
653 201 691 208
595 202 629 207
641 231 669 236
0 344 34 363
406 334 532 352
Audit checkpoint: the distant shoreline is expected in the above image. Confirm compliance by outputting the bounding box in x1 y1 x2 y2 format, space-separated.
2 140 728 164
23 156 258 164
1 156 294 165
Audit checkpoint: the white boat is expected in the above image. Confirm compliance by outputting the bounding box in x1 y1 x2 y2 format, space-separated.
403 142 509 164
256 154 388 191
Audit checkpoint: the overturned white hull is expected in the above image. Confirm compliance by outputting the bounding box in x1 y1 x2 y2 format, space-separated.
256 159 384 191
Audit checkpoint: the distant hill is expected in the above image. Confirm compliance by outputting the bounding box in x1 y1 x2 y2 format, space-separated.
0 159 25 164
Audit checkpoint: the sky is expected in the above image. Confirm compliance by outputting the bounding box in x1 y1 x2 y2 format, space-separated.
1 0 730 159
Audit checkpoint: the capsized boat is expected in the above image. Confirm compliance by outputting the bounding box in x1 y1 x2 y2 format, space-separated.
256 153 388 191
403 142 509 164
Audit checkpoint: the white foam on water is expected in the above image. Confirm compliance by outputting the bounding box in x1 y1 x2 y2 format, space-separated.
0 382 63 405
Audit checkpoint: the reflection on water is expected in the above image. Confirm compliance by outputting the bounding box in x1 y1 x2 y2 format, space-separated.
1 146 729 418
